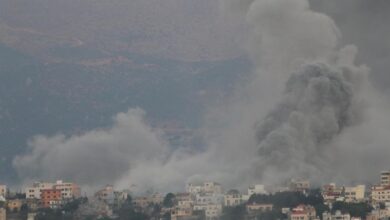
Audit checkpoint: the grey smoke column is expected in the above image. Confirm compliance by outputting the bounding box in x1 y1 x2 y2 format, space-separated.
254 63 363 184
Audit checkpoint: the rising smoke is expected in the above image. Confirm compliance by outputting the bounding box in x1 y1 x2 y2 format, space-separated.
13 0 390 192
254 61 365 185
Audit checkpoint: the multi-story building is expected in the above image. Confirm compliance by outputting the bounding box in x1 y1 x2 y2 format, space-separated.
41 189 62 209
171 206 193 220
224 189 244 207
54 180 81 199
371 185 390 204
289 205 317 220
0 207 5 220
322 183 365 203
0 185 6 199
176 193 195 208
344 185 365 202
25 182 54 199
323 210 351 220
195 193 224 206
381 171 390 186
26 180 80 200
186 184 203 195
322 183 344 204
204 204 222 220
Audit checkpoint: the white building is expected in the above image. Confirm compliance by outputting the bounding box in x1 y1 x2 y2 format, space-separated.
323 210 351 220
371 185 390 204
248 185 267 196
224 189 244 207
25 182 54 199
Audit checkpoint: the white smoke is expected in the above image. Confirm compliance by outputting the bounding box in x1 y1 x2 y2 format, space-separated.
13 0 390 192
13 109 170 188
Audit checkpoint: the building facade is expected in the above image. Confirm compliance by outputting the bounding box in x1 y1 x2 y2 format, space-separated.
381 171 390 186
224 190 243 207
323 210 351 220
0 185 6 199
289 205 317 220
344 185 365 202
41 189 62 209
26 182 54 199
54 180 81 199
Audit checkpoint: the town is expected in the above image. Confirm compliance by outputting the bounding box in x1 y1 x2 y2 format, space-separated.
1 171 390 220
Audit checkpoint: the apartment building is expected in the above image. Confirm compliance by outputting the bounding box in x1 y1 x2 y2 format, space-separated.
224 189 244 207
54 180 81 199
344 185 365 202
371 185 390 203
25 182 54 199
171 206 193 220
25 180 80 200
289 205 317 220
40 189 63 209
381 171 390 186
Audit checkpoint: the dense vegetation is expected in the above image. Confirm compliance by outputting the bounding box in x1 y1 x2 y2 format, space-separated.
331 201 372 219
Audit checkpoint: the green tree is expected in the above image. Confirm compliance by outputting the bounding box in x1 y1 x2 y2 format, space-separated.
163 193 176 208
257 210 285 220
221 205 246 220
332 201 372 219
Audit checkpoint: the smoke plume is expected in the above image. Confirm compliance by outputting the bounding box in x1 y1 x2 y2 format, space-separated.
13 109 169 188
12 0 390 192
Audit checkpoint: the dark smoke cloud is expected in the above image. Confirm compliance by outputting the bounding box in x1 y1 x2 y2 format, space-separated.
255 62 364 184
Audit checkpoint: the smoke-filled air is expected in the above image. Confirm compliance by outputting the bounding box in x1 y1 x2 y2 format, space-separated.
12 0 390 193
